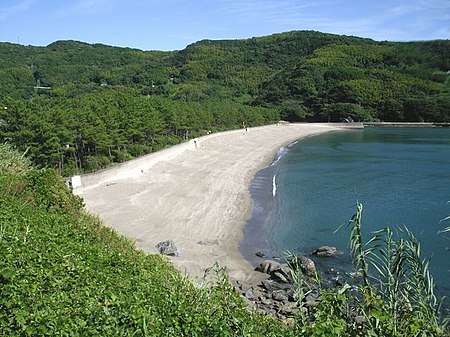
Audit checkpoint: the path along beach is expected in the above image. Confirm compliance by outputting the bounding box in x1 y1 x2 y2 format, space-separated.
75 123 360 284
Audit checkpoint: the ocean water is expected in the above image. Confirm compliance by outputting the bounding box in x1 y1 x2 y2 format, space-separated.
241 127 450 298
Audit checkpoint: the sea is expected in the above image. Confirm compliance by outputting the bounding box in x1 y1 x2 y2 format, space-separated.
241 127 450 300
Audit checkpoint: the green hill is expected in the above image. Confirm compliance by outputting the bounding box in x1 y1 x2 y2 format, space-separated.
1 31 449 175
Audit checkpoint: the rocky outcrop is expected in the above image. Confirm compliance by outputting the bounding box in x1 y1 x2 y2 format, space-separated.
242 256 323 319
311 246 344 257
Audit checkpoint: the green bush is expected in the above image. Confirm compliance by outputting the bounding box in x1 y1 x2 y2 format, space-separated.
0 143 31 175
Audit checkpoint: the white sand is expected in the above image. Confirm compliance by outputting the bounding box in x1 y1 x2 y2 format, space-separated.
75 123 359 284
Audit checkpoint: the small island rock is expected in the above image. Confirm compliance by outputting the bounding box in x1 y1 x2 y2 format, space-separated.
311 246 344 257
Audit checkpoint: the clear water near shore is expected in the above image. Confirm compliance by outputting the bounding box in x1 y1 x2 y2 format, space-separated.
241 127 450 299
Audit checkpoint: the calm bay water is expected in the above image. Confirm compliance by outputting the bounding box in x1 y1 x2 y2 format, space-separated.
241 127 450 298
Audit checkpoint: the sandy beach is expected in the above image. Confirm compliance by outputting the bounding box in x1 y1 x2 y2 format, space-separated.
75 123 359 284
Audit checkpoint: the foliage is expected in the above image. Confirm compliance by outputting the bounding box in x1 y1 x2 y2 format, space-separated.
0 143 31 174
1 31 449 174
256 41 450 122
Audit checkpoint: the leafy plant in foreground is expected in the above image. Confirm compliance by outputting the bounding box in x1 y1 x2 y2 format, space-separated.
346 203 448 336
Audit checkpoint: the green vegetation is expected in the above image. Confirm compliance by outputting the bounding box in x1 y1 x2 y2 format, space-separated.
256 41 450 122
1 145 448 335
1 31 449 174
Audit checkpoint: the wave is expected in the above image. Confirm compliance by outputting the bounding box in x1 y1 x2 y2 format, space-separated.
272 174 277 197
271 146 288 166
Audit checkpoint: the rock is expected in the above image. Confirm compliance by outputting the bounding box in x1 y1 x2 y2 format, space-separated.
255 251 266 258
252 288 265 300
272 292 288 302
311 246 344 257
289 255 316 276
279 302 298 316
243 288 255 300
255 260 280 274
271 271 290 283
261 279 293 292
332 275 345 287
281 317 296 327
259 297 272 306
156 240 180 256
305 300 319 308
305 292 321 303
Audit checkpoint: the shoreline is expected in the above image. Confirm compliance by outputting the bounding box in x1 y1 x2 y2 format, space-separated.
74 123 362 284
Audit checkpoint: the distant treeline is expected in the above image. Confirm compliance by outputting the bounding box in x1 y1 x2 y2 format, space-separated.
1 31 449 174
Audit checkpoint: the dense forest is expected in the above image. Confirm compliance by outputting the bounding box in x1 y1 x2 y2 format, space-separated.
1 31 449 174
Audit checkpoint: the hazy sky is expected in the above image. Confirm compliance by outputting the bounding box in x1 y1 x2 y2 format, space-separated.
1 0 449 51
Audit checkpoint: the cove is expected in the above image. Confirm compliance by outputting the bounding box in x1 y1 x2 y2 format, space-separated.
241 127 450 299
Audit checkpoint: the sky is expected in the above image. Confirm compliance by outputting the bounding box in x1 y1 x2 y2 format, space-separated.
0 0 449 51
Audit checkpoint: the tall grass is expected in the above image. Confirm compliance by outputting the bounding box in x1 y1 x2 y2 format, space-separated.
286 203 448 336
345 203 448 336
0 143 31 174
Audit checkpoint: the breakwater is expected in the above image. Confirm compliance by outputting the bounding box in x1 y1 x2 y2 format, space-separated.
364 122 450 128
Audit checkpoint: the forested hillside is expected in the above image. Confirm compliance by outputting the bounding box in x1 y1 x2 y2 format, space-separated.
1 31 449 174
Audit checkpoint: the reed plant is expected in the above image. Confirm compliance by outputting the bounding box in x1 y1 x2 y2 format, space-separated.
345 203 448 336
285 203 448 336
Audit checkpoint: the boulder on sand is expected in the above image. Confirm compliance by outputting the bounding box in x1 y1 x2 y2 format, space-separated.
156 240 180 256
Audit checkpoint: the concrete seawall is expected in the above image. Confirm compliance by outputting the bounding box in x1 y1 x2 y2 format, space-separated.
364 122 450 128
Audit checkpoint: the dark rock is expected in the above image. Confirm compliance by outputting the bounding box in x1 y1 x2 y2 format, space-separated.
271 271 289 283
255 260 280 274
156 240 179 256
255 251 266 258
332 275 345 287
272 292 288 302
289 255 316 276
311 245 344 257
261 279 293 292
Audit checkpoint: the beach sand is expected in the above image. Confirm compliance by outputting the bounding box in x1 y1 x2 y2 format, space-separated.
75 123 357 284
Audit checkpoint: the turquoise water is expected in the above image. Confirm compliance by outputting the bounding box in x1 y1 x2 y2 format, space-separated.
241 127 450 298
